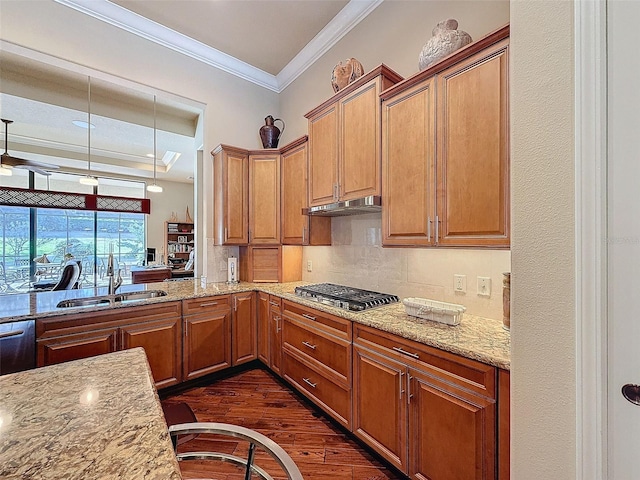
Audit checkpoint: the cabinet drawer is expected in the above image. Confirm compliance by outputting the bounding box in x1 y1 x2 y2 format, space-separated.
354 324 496 399
268 295 282 312
282 316 350 384
283 350 351 429
182 295 231 315
282 300 351 339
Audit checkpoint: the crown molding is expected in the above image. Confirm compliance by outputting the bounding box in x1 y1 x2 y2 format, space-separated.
54 0 383 93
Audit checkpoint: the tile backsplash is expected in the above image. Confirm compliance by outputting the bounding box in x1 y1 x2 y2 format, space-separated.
302 213 511 320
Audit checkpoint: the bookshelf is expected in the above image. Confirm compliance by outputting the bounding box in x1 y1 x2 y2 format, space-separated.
166 222 194 260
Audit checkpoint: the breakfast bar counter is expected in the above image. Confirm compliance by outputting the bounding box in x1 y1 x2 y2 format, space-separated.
0 348 182 479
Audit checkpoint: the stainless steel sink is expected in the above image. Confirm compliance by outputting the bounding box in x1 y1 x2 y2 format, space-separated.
56 297 112 308
113 290 168 302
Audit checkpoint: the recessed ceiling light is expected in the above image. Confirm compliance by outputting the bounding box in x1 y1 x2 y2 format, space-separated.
72 120 95 129
146 153 155 158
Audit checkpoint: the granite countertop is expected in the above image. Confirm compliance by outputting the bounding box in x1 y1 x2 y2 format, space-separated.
0 348 182 479
0 280 510 370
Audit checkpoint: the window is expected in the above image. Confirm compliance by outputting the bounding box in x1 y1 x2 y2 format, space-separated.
0 173 146 294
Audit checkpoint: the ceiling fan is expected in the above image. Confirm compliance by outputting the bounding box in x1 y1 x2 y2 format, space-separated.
2 118 59 176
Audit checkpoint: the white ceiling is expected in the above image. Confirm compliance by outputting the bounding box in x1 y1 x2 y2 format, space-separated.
0 0 382 184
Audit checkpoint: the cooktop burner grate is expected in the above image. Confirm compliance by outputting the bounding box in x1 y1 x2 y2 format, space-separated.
294 283 399 311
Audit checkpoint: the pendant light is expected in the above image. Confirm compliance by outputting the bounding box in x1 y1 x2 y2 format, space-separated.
147 94 163 193
0 120 13 176
79 76 99 186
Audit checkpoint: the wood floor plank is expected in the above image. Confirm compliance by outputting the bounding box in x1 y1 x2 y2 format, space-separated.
165 367 404 480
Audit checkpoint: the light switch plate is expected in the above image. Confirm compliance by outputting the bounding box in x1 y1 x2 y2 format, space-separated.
307 260 313 272
477 277 491 297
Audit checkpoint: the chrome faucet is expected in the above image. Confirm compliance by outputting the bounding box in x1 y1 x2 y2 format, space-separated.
107 253 123 295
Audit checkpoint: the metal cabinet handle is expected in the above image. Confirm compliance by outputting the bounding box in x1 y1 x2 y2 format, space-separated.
274 316 281 332
301 313 316 321
427 216 432 242
333 184 338 200
408 374 413 402
199 302 218 307
0 329 25 339
435 215 439 243
393 346 420 359
302 341 317 350
622 384 640 406
302 227 306 244
269 301 280 307
399 371 405 400
303 377 317 388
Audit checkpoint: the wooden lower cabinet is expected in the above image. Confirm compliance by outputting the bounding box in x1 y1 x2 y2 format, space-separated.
231 292 256 365
257 292 270 364
353 344 408 472
409 368 496 480
498 370 510 480
269 304 282 375
37 327 118 367
120 317 181 389
36 302 183 389
353 324 498 480
281 300 352 429
182 296 232 381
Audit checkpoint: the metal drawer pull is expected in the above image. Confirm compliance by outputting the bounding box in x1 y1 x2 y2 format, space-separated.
0 329 25 339
302 341 317 350
303 377 317 388
392 346 420 359
199 302 218 307
269 301 280 307
301 313 316 321
399 371 405 399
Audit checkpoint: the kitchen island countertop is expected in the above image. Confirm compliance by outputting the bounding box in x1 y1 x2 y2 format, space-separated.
0 280 510 370
0 348 182 479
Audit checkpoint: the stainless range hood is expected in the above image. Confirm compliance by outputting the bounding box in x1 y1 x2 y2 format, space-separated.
302 195 381 217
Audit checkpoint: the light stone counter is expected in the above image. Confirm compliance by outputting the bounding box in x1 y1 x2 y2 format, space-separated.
0 279 510 370
0 348 182 479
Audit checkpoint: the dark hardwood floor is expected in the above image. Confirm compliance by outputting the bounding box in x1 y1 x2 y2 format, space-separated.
163 367 403 480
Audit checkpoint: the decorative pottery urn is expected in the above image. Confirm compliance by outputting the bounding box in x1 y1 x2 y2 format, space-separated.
259 115 285 149
331 58 364 93
418 19 472 71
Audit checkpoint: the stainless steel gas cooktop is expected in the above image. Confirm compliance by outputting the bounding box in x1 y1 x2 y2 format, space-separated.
294 283 399 312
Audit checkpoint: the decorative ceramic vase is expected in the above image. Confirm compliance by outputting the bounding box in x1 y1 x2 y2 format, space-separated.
259 115 285 149
331 58 364 93
418 19 472 71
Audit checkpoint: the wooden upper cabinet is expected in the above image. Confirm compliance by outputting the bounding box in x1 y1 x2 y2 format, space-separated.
339 77 382 201
280 137 331 245
436 38 510 247
306 65 403 208
381 26 510 248
308 103 339 206
249 151 281 244
382 77 436 246
212 145 249 245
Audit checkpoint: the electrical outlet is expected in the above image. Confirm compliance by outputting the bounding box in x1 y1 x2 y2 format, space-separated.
477 277 491 297
307 260 313 272
454 274 466 293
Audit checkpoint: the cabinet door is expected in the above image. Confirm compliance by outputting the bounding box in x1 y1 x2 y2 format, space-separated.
340 77 382 201
382 77 436 246
269 308 282 375
120 318 181 389
249 153 280 244
257 292 270 364
231 292 256 365
213 146 248 245
37 328 118 367
498 370 510 480
308 103 338 207
409 368 496 480
353 344 408 473
183 310 232 381
436 39 510 247
281 140 309 244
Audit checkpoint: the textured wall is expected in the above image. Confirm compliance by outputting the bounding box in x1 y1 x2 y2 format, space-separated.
510 1 576 478
303 213 511 319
